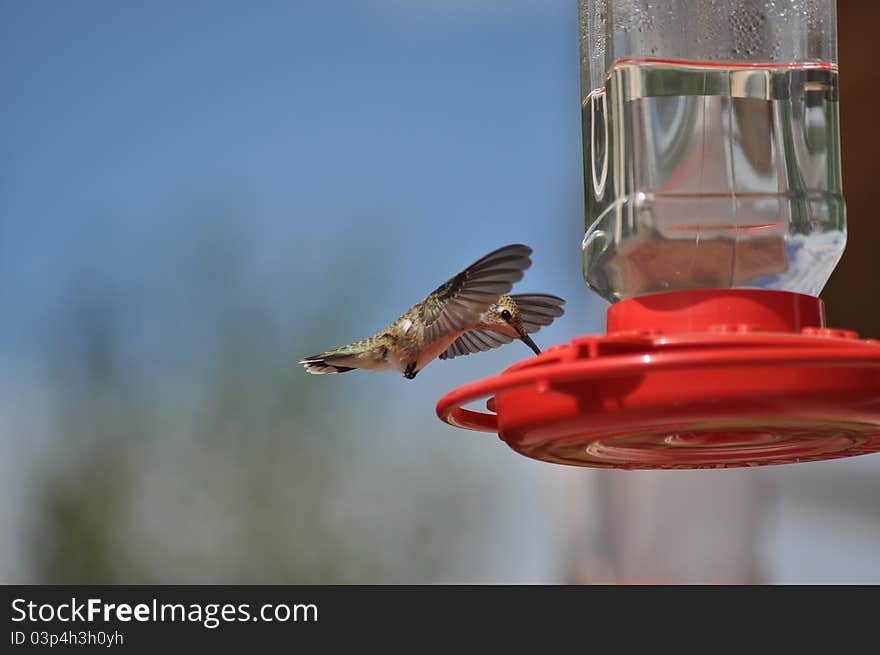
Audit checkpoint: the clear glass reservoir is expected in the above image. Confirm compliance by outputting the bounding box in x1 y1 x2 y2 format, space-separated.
579 1 845 301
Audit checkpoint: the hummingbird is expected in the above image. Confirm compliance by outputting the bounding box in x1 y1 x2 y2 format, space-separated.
300 244 565 380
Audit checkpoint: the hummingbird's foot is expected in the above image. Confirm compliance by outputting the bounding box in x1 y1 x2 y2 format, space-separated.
403 362 418 380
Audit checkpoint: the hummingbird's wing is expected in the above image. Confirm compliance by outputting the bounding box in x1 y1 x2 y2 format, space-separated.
439 293 566 360
509 293 566 333
420 244 532 343
440 329 515 359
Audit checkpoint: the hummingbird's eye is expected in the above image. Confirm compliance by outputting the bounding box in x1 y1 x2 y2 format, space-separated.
500 309 512 322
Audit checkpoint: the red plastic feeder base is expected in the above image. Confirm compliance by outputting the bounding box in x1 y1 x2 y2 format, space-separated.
436 289 880 469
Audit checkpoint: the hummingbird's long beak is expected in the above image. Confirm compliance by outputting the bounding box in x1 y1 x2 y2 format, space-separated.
517 327 541 356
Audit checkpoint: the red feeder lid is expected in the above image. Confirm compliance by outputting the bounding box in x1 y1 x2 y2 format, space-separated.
436 289 880 469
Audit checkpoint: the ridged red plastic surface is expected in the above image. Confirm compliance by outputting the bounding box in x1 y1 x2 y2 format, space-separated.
436 290 880 469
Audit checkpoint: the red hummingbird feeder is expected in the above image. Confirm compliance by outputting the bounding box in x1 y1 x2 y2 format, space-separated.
436 0 880 469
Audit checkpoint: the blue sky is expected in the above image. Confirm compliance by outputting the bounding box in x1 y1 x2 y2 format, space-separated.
2 1 602 378
0 1 602 585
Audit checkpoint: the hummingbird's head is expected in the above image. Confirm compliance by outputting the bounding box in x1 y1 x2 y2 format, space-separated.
481 296 541 355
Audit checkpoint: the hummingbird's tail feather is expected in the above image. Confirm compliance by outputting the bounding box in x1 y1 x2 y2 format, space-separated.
300 337 393 375
300 360 356 374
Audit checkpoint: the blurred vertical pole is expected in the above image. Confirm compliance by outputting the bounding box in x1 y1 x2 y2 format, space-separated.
561 470 765 584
